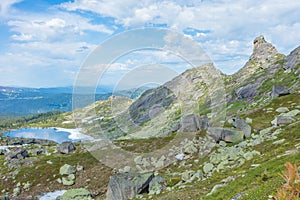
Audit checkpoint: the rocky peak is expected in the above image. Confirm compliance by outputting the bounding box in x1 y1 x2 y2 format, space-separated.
231 35 281 85
249 35 278 68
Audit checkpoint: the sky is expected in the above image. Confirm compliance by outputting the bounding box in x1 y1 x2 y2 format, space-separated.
0 0 299 88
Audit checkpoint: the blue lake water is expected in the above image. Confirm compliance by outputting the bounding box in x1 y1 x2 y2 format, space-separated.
2 128 88 144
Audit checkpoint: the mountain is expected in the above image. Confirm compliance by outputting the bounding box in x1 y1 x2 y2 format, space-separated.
0 36 299 200
0 86 148 117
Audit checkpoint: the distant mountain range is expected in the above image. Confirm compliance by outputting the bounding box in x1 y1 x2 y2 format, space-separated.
0 86 148 117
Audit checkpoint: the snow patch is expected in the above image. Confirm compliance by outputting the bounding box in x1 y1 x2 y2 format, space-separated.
55 127 94 141
38 190 66 200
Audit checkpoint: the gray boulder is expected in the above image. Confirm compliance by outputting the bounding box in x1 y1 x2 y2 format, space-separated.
235 83 259 99
106 172 154 200
180 114 209 132
272 116 295 126
5 148 28 161
59 142 76 154
232 117 252 138
61 188 91 200
271 85 290 99
207 127 244 143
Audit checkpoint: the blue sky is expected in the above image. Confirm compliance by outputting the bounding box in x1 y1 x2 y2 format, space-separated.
0 0 299 88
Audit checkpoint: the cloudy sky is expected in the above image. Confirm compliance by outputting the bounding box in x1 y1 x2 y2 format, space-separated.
0 0 299 88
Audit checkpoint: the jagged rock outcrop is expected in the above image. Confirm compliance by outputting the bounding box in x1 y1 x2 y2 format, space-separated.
283 46 300 72
234 35 279 82
129 87 175 125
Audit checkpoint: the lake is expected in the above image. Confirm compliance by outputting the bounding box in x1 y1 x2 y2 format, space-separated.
2 127 93 144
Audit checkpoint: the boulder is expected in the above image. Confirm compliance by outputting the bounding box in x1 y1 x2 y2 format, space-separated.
232 117 252 138
61 188 91 200
149 175 166 195
180 114 209 132
181 170 195 182
235 83 259 99
106 172 154 200
280 109 300 117
62 174 75 186
60 164 76 175
275 107 289 113
5 148 28 161
271 85 290 99
59 142 76 154
207 127 244 143
203 163 214 174
272 116 295 126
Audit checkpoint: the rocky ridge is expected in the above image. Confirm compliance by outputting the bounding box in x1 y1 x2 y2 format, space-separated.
0 36 299 199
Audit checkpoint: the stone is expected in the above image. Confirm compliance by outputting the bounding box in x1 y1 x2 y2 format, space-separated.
175 154 185 161
245 117 253 124
61 188 91 200
60 164 76 175
76 164 84 172
180 114 209 132
232 117 252 138
207 127 244 143
59 142 76 154
272 116 295 126
192 170 203 180
184 144 198 154
123 166 131 173
106 172 154 200
0 149 7 155
219 141 227 147
235 83 259 99
23 182 31 191
29 148 43 156
149 175 166 195
203 163 214 174
13 187 21 197
271 85 290 99
207 184 225 196
275 107 289 113
280 109 300 117
5 148 28 161
259 127 273 135
272 139 286 145
244 151 260 161
181 170 195 182
62 174 75 186
134 156 143 165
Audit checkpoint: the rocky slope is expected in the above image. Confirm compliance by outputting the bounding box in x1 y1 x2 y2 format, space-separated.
0 36 299 200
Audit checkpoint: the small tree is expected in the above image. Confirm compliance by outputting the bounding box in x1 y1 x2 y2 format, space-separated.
273 162 300 200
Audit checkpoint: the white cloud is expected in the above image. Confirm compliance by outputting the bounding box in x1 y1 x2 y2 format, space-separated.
0 0 21 16
1 0 300 87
